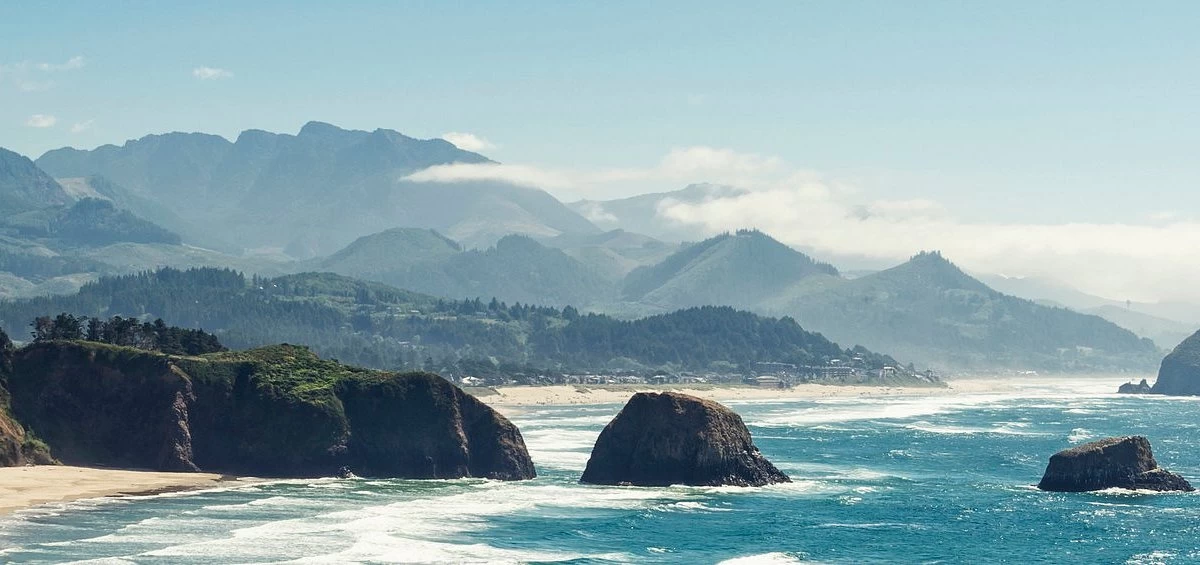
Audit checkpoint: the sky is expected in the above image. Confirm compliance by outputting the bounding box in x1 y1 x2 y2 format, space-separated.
3 1 1200 302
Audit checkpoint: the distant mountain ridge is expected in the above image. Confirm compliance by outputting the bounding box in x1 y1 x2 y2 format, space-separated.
37 122 601 256
776 251 1160 371
0 148 73 216
623 229 838 310
314 230 614 307
570 183 746 242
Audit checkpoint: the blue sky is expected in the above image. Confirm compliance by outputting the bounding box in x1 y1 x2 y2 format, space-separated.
4 2 1200 300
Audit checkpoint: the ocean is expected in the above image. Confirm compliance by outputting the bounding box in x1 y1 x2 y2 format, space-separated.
2 377 1198 564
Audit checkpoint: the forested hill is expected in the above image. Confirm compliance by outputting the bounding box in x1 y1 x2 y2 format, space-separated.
0 268 916 380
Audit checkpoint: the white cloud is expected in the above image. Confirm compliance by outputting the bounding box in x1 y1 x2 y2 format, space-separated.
442 132 496 152
655 178 1200 303
36 56 85 72
402 145 1200 302
401 145 791 201
25 114 57 128
192 66 233 80
403 163 574 190
70 119 95 133
0 55 85 91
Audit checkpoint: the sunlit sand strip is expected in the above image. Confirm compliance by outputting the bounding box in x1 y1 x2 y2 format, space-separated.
0 465 234 515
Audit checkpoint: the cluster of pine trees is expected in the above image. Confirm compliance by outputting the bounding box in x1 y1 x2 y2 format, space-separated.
28 313 224 356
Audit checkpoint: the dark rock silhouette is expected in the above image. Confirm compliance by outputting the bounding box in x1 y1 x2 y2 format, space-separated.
1038 436 1193 492
1117 379 1152 394
6 341 535 480
1151 330 1200 395
580 392 789 487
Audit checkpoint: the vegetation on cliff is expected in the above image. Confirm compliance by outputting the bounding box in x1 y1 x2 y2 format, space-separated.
6 340 535 479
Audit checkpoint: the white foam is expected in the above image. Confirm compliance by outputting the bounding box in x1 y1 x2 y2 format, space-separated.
139 481 673 561
718 551 814 564
518 427 600 470
903 420 1048 436
1068 428 1094 443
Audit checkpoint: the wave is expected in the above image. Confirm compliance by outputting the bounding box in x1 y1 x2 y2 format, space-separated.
1068 428 1094 443
717 551 816 564
132 481 677 562
747 394 1019 427
902 420 1049 436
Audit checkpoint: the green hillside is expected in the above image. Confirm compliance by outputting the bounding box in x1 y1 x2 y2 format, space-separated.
622 229 839 310
0 267 921 381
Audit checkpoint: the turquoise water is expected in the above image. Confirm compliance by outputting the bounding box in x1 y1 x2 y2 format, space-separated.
3 378 1199 564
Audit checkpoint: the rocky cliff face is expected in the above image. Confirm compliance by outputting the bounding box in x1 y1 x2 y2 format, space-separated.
0 331 53 467
1151 330 1200 395
1038 436 1193 492
580 392 789 487
7 341 535 480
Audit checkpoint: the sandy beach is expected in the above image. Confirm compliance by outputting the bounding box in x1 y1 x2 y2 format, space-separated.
0 465 234 516
469 380 1010 410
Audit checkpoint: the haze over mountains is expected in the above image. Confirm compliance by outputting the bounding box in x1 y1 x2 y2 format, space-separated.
36 121 600 256
0 122 1190 373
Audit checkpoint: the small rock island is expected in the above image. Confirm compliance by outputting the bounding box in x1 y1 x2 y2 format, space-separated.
1116 379 1152 394
580 391 789 487
1038 436 1193 492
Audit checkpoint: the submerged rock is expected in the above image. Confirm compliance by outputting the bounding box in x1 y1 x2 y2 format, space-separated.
1151 330 1200 395
7 341 535 480
1038 436 1193 492
1117 379 1152 394
580 392 789 487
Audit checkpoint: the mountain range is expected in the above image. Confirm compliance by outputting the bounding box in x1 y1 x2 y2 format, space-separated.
36 122 601 256
0 124 1185 372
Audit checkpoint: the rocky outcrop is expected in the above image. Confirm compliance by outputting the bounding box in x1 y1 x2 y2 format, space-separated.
580 392 789 487
8 341 535 480
1117 379 1152 394
0 331 54 467
1038 436 1193 492
1151 330 1200 395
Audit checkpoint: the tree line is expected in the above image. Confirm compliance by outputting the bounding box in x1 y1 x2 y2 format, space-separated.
28 313 225 356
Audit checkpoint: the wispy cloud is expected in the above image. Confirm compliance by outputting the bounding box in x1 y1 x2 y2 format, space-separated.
404 145 1200 303
404 163 573 190
36 56 85 72
402 145 789 200
70 119 95 133
192 66 233 80
25 114 57 128
0 55 85 91
442 132 496 152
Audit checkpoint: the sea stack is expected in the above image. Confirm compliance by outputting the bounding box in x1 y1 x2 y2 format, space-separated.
1038 436 1193 492
1150 330 1200 396
580 392 789 487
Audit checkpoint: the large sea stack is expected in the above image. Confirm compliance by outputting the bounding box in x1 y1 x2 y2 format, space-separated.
6 341 535 480
580 392 789 487
1151 330 1200 396
1038 436 1193 492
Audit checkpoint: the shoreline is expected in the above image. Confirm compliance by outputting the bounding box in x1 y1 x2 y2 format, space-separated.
470 382 965 411
470 376 1133 412
0 465 242 516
